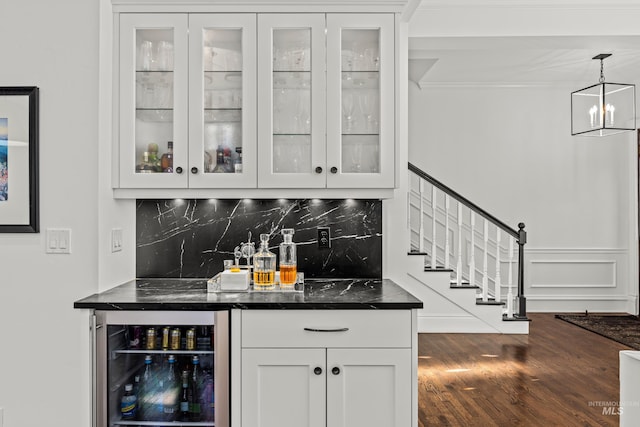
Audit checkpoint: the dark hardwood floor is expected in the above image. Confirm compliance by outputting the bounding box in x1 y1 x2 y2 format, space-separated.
418 313 630 426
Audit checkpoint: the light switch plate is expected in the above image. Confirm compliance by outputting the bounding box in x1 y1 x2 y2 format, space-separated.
46 228 71 254
111 228 123 253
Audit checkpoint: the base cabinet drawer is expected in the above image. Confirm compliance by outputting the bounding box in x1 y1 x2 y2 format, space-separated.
241 309 411 348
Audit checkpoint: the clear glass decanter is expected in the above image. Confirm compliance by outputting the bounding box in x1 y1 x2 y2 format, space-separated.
279 229 297 287
253 234 276 290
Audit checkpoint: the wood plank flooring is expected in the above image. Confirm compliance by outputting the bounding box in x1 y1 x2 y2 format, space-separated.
418 313 630 426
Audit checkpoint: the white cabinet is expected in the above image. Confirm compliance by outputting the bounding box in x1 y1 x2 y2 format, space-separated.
115 11 396 192
240 310 412 427
118 13 257 189
257 14 395 189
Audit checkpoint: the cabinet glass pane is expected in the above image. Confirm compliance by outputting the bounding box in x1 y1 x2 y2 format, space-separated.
106 324 215 425
341 29 380 174
203 29 243 174
273 29 311 174
135 29 175 174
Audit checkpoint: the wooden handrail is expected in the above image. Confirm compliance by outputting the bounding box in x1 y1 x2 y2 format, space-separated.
408 162 519 239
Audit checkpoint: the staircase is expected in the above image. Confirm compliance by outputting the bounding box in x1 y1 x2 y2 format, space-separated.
406 163 529 334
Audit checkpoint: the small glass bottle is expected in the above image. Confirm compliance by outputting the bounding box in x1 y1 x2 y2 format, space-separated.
279 229 297 287
211 145 227 173
253 234 276 290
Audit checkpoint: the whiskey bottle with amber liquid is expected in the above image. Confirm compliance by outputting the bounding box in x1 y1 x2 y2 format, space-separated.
253 234 276 290
279 228 297 287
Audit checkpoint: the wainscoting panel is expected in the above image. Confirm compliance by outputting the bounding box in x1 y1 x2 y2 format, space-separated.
525 248 631 313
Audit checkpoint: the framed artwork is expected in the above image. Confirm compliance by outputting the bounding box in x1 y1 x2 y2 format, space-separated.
0 86 39 233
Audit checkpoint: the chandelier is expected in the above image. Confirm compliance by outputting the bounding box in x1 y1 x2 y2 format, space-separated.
571 53 636 136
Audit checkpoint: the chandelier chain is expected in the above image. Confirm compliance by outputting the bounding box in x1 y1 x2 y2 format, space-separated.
599 59 605 83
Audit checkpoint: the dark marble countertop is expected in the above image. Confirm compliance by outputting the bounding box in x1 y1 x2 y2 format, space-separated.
74 278 423 311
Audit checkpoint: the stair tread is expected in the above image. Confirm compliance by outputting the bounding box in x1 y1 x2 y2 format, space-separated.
502 314 531 322
450 283 479 289
476 298 506 306
424 266 454 272
408 250 429 256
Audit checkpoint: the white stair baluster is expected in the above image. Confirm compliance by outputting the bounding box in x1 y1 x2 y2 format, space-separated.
431 186 437 269
469 212 476 287
418 180 424 252
456 202 463 287
495 228 502 304
444 195 450 269
482 219 489 302
506 238 514 318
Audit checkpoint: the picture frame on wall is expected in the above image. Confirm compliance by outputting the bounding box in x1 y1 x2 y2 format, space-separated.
0 86 39 233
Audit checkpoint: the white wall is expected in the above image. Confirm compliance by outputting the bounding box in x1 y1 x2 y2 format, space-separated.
0 0 100 426
408 82 637 312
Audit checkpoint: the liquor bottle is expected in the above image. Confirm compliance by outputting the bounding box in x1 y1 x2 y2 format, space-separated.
179 370 190 421
162 355 179 421
279 228 297 287
161 141 173 172
211 145 227 173
120 383 137 420
234 147 243 173
253 234 276 290
189 356 203 421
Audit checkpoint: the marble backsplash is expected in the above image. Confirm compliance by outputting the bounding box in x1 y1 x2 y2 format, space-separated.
136 199 382 279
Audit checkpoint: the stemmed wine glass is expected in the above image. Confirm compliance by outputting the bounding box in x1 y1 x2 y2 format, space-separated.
359 92 377 133
342 92 355 133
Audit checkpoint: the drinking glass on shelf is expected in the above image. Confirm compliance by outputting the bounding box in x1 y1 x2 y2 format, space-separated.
138 40 153 71
157 41 174 71
342 92 355 133
350 142 363 173
359 92 377 133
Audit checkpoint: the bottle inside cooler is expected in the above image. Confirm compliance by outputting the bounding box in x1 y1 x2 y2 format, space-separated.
106 322 217 425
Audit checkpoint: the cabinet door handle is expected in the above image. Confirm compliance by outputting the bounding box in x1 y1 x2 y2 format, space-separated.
315 166 323 174
175 166 183 174
330 166 338 174
303 327 349 333
191 166 198 174
332 367 340 375
314 367 323 375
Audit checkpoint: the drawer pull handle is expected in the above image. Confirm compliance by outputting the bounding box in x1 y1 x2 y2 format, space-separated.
303 327 349 333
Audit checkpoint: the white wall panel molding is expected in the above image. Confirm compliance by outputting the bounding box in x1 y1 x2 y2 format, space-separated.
526 247 626 254
529 259 617 289
417 0 640 11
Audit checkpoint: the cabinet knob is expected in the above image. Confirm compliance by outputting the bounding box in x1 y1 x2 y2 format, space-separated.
330 167 338 174
175 167 183 174
314 367 323 375
191 167 198 174
332 367 340 375
315 166 323 174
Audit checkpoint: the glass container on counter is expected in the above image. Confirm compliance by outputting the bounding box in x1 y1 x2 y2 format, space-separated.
279 228 297 287
253 233 276 290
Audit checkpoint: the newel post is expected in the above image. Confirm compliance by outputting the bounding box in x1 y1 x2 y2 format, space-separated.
516 222 527 318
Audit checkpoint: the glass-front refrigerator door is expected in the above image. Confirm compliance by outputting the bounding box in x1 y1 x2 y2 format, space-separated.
95 311 229 427
326 14 395 188
119 14 189 188
188 14 257 188
257 14 327 188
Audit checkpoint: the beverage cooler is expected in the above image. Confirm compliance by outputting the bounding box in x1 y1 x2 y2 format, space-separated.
93 311 229 427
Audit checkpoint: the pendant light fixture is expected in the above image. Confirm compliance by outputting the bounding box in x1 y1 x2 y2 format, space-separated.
571 53 636 136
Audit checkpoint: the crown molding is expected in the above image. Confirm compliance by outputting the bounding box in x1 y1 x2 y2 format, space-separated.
418 0 640 10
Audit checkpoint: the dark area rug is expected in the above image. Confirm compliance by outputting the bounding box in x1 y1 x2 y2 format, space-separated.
555 314 640 350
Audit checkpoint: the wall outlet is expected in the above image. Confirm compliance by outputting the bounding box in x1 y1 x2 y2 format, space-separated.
111 228 123 253
46 228 71 254
317 227 331 249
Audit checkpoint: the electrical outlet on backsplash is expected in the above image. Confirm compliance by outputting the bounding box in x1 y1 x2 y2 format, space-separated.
136 199 382 279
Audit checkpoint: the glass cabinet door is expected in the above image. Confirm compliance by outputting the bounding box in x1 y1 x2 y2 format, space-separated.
257 14 326 188
326 14 395 188
119 14 189 188
189 14 257 188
